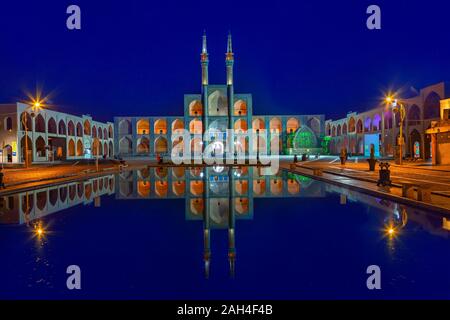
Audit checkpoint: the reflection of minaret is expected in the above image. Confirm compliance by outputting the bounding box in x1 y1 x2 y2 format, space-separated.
203 167 211 278
228 168 236 277
226 32 235 158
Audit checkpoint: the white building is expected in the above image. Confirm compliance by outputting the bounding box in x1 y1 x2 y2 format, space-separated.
0 102 114 164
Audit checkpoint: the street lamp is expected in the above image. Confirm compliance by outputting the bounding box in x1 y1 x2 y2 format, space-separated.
385 96 406 165
21 100 43 168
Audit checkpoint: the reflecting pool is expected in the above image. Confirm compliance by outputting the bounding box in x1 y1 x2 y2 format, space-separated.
1 166 450 299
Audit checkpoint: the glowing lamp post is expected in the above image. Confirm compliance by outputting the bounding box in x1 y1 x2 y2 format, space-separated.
386 96 406 165
21 101 43 168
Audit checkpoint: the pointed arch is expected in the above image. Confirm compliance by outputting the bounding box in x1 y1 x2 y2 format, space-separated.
348 117 356 133
108 125 113 138
189 118 202 134
307 117 320 136
171 119 184 133
208 90 228 116
233 100 247 116
68 139 75 156
35 136 46 157
408 104 421 125
20 112 32 131
252 118 265 131
286 118 299 133
189 100 203 116
76 122 83 137
35 114 45 132
68 121 75 136
424 91 441 119
119 137 132 154
154 136 168 153
172 180 185 196
137 137 150 154
154 119 167 134
269 117 282 133
76 140 83 156
83 120 91 136
234 119 247 132
235 198 249 215
47 117 57 134
58 120 66 135
293 125 318 149
109 141 114 157
155 181 168 197
119 119 132 135
137 181 151 197
137 119 150 135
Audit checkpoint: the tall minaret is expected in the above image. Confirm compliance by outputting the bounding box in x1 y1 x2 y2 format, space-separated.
201 30 209 86
226 31 234 86
201 30 209 143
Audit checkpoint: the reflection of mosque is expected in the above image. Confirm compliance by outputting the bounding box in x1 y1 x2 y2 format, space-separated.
2 170 450 277
116 165 326 277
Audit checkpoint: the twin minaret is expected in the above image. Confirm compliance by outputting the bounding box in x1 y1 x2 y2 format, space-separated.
201 31 236 278
200 31 234 87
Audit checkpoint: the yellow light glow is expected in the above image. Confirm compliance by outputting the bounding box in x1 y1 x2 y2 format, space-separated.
384 224 397 238
385 96 393 104
36 227 44 237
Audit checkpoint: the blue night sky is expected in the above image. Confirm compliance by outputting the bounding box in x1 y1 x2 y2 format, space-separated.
0 0 449 122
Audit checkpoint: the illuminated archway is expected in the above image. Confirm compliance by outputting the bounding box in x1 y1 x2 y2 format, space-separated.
137 137 150 154
137 119 150 135
76 140 83 156
68 139 75 156
293 126 317 149
154 119 167 134
84 120 91 136
189 118 202 134
189 100 202 116
234 100 247 116
155 181 168 197
171 119 184 133
137 181 151 197
286 118 299 133
208 90 228 116
269 118 282 133
154 136 168 153
172 180 185 196
348 117 356 133
234 119 247 132
252 118 265 131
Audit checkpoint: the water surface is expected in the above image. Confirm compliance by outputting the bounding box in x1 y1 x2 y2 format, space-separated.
1 166 449 299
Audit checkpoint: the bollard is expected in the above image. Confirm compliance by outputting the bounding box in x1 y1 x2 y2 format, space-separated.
377 162 391 186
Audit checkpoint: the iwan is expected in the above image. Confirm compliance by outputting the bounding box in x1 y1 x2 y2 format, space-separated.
177 305 212 318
